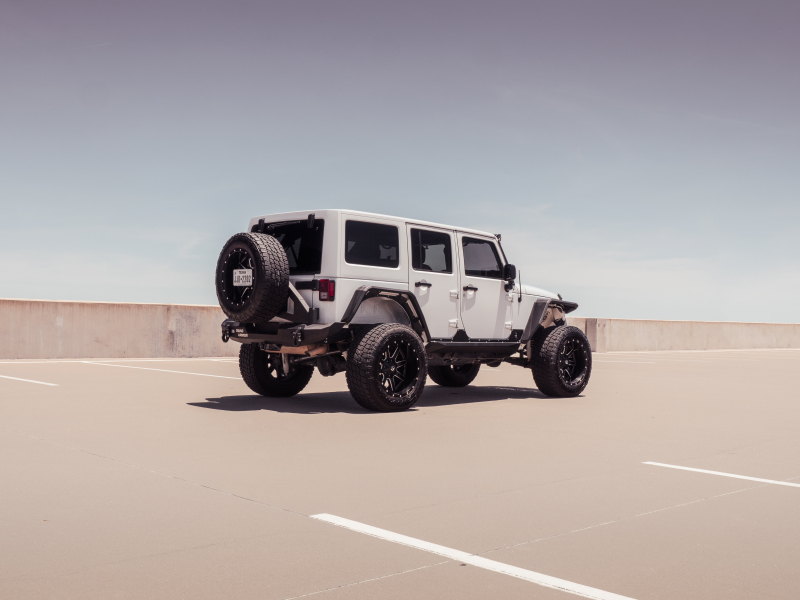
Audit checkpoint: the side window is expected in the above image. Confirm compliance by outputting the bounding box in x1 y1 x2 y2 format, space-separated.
410 229 452 273
462 237 502 278
345 220 399 268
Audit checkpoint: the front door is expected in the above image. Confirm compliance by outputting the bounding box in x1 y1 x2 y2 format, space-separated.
457 233 508 339
406 225 460 339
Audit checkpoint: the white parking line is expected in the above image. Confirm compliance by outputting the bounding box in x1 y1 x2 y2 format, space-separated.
0 374 58 386
643 462 800 488
0 358 237 364
83 362 241 380
592 360 656 364
311 514 637 600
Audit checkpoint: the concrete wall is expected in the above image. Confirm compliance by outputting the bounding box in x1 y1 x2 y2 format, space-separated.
0 299 237 359
1 299 798 359
567 316 800 352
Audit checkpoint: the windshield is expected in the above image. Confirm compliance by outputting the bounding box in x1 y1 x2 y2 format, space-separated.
253 220 325 275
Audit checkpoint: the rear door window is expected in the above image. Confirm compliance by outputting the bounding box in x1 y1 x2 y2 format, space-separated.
255 220 325 275
345 220 399 268
462 236 502 278
410 228 452 273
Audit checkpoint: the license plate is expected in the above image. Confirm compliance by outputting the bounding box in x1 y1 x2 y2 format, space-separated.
233 269 252 286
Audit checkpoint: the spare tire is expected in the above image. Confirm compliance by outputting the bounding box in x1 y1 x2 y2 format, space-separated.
215 232 289 323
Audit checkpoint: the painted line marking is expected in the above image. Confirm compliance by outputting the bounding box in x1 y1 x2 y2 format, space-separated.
643 462 800 488
311 514 636 600
592 361 656 365
632 359 716 363
0 358 236 364
607 349 800 354
83 362 241 380
0 374 59 386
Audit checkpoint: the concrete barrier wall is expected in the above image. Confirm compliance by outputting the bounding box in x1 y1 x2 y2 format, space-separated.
1 299 798 359
0 299 237 359
567 316 800 352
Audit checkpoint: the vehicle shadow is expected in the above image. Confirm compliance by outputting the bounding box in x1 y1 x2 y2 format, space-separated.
190 385 550 415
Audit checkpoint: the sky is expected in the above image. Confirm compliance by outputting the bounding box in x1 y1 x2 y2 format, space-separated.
1 0 799 322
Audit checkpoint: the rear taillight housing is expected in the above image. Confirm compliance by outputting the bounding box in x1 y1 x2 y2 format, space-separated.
318 279 335 301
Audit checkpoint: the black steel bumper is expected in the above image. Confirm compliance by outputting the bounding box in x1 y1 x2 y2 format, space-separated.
222 319 347 347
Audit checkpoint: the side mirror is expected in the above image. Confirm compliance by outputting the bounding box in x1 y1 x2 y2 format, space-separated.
503 263 517 281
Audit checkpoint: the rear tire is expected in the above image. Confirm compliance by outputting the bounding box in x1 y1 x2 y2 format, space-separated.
428 364 481 387
530 326 592 397
216 232 289 323
346 324 427 412
239 344 314 397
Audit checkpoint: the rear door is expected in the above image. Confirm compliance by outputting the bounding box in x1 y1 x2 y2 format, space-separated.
457 233 508 339
406 225 460 339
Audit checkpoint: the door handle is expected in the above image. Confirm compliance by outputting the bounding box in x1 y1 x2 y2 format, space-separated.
463 285 478 292
415 281 432 288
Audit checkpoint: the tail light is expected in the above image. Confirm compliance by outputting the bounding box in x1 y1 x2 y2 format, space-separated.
318 279 335 301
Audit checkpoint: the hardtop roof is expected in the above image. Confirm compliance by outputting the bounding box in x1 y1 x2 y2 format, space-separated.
249 209 499 239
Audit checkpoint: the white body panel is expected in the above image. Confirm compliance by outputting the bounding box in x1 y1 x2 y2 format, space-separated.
503 284 538 331
330 277 409 324
405 223 461 339
246 209 560 340
339 212 408 284
349 297 411 326
520 283 558 300
456 232 509 339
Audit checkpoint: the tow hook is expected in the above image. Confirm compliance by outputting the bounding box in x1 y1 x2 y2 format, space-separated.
292 328 304 346
222 329 230 343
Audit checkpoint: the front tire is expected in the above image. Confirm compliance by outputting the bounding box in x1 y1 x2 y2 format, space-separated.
239 344 314 397
428 364 481 387
530 326 592 397
346 324 427 412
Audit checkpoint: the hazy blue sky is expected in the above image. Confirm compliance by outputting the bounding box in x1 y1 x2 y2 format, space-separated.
2 1 798 321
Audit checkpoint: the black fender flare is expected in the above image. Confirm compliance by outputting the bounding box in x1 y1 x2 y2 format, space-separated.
521 298 579 343
341 286 432 343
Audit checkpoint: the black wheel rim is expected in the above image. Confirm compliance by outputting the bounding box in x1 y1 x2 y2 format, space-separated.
377 336 420 399
220 246 256 308
558 337 589 387
262 353 293 379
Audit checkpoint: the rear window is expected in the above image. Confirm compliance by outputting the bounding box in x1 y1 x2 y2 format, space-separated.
410 228 452 273
345 220 399 268
253 220 325 275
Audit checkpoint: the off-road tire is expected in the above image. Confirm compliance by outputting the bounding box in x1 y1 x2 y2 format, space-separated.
216 232 289 323
345 324 427 412
428 364 481 387
530 325 592 397
531 326 592 398
239 344 314 397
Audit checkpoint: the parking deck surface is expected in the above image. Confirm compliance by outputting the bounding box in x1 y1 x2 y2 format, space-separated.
2 349 800 599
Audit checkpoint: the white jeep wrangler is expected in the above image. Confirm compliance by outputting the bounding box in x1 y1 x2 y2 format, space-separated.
216 210 591 411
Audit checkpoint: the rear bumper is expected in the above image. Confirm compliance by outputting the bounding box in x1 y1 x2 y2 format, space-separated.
222 319 347 347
